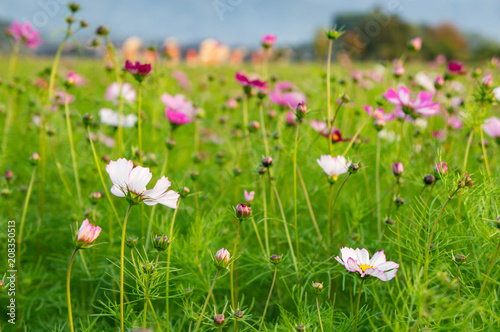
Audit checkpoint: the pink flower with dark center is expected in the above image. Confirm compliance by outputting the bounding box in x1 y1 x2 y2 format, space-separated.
383 86 440 118
321 127 349 143
483 116 500 140
335 247 399 281
363 105 394 121
5 21 42 49
66 71 85 87
261 34 277 49
447 60 466 76
124 60 152 82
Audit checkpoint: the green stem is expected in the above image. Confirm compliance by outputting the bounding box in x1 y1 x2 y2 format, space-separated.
194 270 220 332
462 129 474 173
231 222 241 313
354 279 365 332
166 199 181 329
47 35 69 102
478 235 500 298
143 273 149 328
262 176 270 256
120 204 133 332
396 120 405 161
66 248 79 332
64 90 82 208
137 83 143 164
18 165 37 269
259 102 270 156
316 296 324 332
479 128 491 177
258 265 277 331
250 216 267 257
376 133 382 237
2 42 19 155
293 123 300 263
326 39 333 156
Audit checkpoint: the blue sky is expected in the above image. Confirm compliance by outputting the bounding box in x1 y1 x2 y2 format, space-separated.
1 0 499 47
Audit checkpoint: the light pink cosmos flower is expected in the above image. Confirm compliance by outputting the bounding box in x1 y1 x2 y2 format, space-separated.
447 114 463 130
408 37 422 51
172 70 192 91
66 71 85 87
316 155 348 179
5 21 42 49
76 219 102 246
363 105 394 121
162 93 196 126
483 116 500 140
335 247 399 281
310 120 327 133
52 91 74 105
106 158 180 208
105 82 136 105
285 111 296 126
226 98 238 110
261 34 277 49
383 86 440 118
244 190 255 203
269 81 306 109
482 75 492 87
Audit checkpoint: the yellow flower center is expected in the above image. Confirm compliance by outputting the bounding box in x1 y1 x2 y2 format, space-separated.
359 263 374 273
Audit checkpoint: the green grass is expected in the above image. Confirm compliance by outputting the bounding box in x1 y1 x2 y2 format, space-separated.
0 52 500 331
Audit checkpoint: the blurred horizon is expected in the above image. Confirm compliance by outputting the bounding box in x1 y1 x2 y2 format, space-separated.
0 0 499 48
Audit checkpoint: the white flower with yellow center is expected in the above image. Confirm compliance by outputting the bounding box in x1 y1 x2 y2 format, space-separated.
335 247 399 281
316 155 348 182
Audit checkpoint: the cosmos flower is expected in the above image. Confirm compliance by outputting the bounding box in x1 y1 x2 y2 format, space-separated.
52 91 74 105
5 21 42 49
261 34 277 49
161 93 195 114
165 108 193 126
235 72 267 89
408 37 422 52
316 155 348 181
106 158 179 208
446 60 466 76
76 219 102 247
494 87 500 101
320 127 349 143
269 81 306 109
124 60 152 82
383 86 440 118
310 120 327 133
244 190 255 203
285 111 296 126
226 98 238 110
105 82 136 104
99 108 138 128
483 116 500 141
363 105 394 121
335 247 399 281
66 71 85 87
172 70 192 91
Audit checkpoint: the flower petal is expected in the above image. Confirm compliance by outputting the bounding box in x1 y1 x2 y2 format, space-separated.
127 166 152 194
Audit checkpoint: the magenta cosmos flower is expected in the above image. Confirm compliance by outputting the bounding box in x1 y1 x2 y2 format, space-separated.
76 219 102 247
235 72 267 90
261 34 277 49
66 71 85 87
162 93 196 126
105 82 136 104
5 21 42 49
383 86 439 118
106 158 180 208
446 60 466 76
269 81 306 109
335 247 399 281
363 105 394 121
124 60 152 82
483 116 500 142
165 108 193 126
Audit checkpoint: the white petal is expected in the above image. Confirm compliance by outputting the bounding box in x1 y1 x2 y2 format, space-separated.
106 158 133 189
127 166 152 194
153 190 180 209
346 257 361 273
111 184 126 197
377 261 399 271
143 176 172 199
369 250 387 266
357 248 370 265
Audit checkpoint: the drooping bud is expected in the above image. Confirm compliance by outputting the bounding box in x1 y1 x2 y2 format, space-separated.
235 203 252 220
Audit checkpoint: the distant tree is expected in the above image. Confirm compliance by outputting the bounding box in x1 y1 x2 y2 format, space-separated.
423 23 469 60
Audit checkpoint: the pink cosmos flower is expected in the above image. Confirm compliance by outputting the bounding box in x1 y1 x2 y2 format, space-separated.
53 91 74 105
393 65 405 77
261 34 277 49
5 21 42 49
285 111 296 126
161 93 195 114
363 105 394 121
408 37 422 51
244 190 255 203
310 120 327 133
269 81 306 109
124 60 151 82
235 72 267 89
482 75 492 87
66 71 85 87
435 162 448 176
105 82 136 104
76 219 102 246
226 98 238 110
447 60 466 76
106 158 180 208
165 108 193 126
321 127 349 143
383 86 440 118
335 247 399 281
172 70 191 91
447 114 463 130
483 116 500 140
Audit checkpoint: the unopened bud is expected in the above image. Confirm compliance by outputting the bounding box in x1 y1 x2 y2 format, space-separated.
395 197 405 206
96 25 109 36
30 152 40 166
258 167 266 175
248 121 260 133
348 163 359 174
270 254 282 265
68 2 80 12
213 314 225 326
262 157 273 168
82 113 94 126
125 237 138 248
153 235 170 251
455 254 466 264
235 203 252 220
385 218 394 225
4 170 13 181
179 186 190 198
234 310 244 319
89 191 103 204
142 263 155 275
423 174 436 185
166 138 176 150
295 102 307 119
296 325 306 331
233 167 242 177
312 282 324 294
190 171 199 181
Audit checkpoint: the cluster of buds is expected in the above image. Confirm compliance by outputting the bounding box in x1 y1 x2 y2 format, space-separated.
153 235 170 251
235 203 252 221
213 248 231 270
457 173 474 188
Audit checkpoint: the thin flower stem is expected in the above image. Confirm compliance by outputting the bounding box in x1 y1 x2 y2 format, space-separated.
462 129 474 173
396 120 405 161
165 199 181 329
231 222 241 317
376 132 382 237
329 174 351 237
1 42 19 155
457 267 463 320
137 83 143 164
479 128 491 177
120 204 133 332
342 117 370 157
87 126 122 229
316 296 324 332
143 273 149 328
250 216 267 257
18 165 37 270
478 235 500 298
326 39 333 156
262 176 270 256
64 91 83 208
66 248 79 332
328 184 334 247
258 265 277 332
194 270 220 332
293 123 300 263
354 279 365 332
272 182 298 273
243 95 249 138
259 102 270 156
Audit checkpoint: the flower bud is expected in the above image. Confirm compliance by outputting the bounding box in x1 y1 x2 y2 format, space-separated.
234 310 244 318
395 197 405 207
213 314 225 326
142 263 155 275
393 65 405 78
269 254 282 265
295 102 307 119
248 121 260 133
434 75 445 90
89 191 103 204
179 186 190 198
66 16 75 24
434 162 448 177
214 248 231 269
455 254 466 265
233 167 242 177
102 155 110 163
190 171 199 181
153 235 170 251
4 170 13 181
312 282 324 294
0 280 5 293
96 25 109 36
125 237 138 248
80 20 88 28
258 167 266 175
296 325 306 331
348 163 359 174
236 203 252 220
68 2 80 12
2 188 11 197
392 162 403 177
340 94 350 103
463 173 474 187
385 218 394 225
325 27 344 40
166 138 176 150
76 219 102 247
374 118 386 131
30 152 40 166
268 110 277 119
408 37 422 52
82 113 94 126
482 75 492 88
262 157 273 168
423 174 436 185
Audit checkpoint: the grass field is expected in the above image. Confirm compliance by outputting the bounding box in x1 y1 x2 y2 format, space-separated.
1 44 500 332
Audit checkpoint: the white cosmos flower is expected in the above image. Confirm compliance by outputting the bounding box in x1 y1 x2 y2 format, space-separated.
493 87 500 101
105 82 136 104
99 108 137 128
335 247 399 281
316 155 348 179
106 158 179 208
